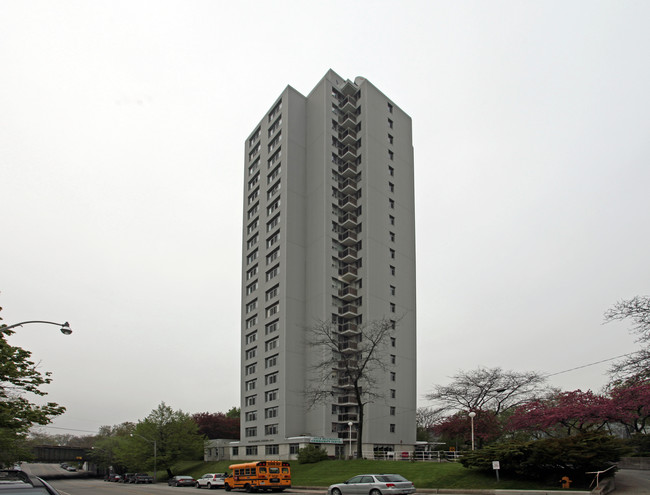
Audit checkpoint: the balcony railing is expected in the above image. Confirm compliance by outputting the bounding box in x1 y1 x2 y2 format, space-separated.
338 322 358 335
338 145 357 162
338 129 357 146
338 161 357 178
338 212 357 229
338 285 358 300
338 230 358 246
338 195 357 211
338 178 357 195
338 264 358 282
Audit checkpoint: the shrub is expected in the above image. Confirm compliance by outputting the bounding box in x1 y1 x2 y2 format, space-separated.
460 433 623 485
297 444 329 464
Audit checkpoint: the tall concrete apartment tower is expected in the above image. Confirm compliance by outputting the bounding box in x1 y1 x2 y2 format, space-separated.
236 70 416 460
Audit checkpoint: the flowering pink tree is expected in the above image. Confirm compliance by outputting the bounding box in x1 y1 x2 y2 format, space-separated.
609 383 650 434
507 390 616 437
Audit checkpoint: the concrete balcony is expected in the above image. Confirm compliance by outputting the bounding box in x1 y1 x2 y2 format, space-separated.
338 212 357 229
338 178 358 195
338 230 358 246
338 322 359 335
338 195 358 211
338 285 358 301
338 129 357 146
338 161 357 178
338 264 358 282
338 303 358 318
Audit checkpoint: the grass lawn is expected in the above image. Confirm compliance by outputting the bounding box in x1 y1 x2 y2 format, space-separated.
170 459 565 491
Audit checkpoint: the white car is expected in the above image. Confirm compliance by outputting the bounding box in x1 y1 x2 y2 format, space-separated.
196 473 226 489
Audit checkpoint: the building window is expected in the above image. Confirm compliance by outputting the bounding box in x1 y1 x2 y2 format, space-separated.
390 372 396 382
266 232 280 249
390 424 395 433
388 165 394 176
389 182 394 193
387 102 393 113
391 354 396 364
248 188 259 206
246 280 258 295
390 265 395 276
265 303 280 318
265 389 278 402
390 248 395 259
390 406 396 416
265 285 279 301
246 234 259 250
265 424 278 436
265 406 278 419
389 198 395 209
245 379 256 391
246 249 258 265
390 232 395 242
265 319 279 335
390 285 396 296
247 218 259 234
388 133 393 144
246 265 258 281
246 299 258 314
265 337 279 351
267 198 281 215
245 331 257 344
265 444 279 455
265 372 278 386
390 389 396 399
265 354 278 368
232 446 239 456
289 444 299 455
266 248 280 265
389 215 395 225
245 315 257 329
268 100 282 122
267 214 280 232
388 118 393 129
245 363 256 376
266 264 279 281
246 446 258 456
245 347 257 360
248 157 260 176
249 127 261 147
245 395 256 406
388 150 394 161
245 410 257 422
247 204 259 221
391 336 396 346
390 302 396 313
268 164 281 184
248 173 260 191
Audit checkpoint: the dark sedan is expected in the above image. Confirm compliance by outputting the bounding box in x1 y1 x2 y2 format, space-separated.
169 475 196 487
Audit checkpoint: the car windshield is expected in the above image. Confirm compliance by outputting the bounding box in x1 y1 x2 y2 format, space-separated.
376 475 408 482
178 476 193 480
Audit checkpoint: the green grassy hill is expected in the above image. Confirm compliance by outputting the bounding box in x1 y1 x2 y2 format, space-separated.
169 459 557 491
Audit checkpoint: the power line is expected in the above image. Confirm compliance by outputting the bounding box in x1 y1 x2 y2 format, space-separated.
37 425 99 434
544 351 639 378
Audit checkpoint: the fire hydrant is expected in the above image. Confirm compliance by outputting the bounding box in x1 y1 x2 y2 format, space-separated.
559 476 572 489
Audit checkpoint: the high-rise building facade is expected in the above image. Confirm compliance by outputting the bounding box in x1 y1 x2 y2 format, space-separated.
235 70 416 460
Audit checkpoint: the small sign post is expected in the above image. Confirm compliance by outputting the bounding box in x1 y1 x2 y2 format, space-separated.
492 461 500 482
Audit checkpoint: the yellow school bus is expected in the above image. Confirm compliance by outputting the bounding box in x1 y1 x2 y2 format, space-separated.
224 461 291 492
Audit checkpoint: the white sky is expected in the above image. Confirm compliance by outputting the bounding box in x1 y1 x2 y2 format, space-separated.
1 0 649 435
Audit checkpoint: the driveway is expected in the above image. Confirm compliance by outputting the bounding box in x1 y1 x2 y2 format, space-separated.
614 469 650 494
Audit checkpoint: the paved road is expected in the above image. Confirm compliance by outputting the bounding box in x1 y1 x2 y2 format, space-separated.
614 469 650 494
48 479 326 495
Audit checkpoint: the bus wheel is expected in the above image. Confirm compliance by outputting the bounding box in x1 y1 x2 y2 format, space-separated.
244 484 252 493
225 484 231 492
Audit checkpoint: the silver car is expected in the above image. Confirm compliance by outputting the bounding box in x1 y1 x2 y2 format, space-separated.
328 474 415 495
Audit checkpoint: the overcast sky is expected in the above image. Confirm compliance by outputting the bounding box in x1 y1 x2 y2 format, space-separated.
1 0 649 436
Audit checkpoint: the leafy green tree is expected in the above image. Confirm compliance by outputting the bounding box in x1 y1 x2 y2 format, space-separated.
116 403 203 473
225 406 240 419
0 309 65 465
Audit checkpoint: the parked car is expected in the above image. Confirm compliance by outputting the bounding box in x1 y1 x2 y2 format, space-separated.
196 473 226 489
169 475 196 487
134 473 154 484
328 474 416 495
108 474 122 482
0 469 62 495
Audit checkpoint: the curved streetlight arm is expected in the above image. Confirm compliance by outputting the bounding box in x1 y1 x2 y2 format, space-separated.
2 321 72 335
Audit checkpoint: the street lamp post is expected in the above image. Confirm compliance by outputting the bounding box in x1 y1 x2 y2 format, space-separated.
347 421 353 459
2 321 72 335
468 412 476 451
131 433 157 482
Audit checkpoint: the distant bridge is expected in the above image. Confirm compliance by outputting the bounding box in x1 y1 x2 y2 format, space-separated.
31 445 87 463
